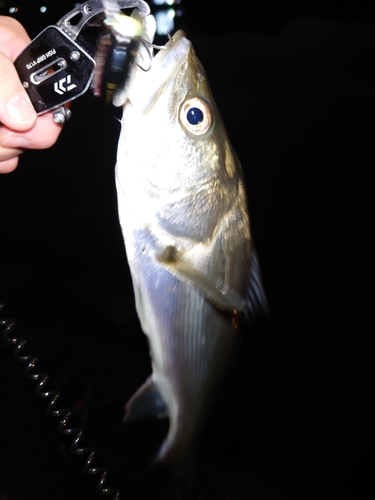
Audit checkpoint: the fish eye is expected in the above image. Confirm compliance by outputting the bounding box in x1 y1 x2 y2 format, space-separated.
187 107 204 125
179 97 213 135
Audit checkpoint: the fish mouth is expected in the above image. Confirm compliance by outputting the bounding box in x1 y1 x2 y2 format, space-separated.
151 30 189 68
128 30 191 110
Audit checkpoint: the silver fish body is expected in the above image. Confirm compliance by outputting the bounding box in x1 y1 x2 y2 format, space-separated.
115 30 266 471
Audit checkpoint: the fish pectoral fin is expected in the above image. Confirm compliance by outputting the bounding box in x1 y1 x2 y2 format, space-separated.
156 245 246 312
244 248 270 320
124 377 168 423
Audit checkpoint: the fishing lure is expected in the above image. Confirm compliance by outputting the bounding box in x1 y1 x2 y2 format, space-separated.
92 12 145 106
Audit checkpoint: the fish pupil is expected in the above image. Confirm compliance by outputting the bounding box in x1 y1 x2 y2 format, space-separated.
187 107 204 125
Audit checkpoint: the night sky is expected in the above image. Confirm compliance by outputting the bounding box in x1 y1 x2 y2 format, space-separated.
0 1 373 499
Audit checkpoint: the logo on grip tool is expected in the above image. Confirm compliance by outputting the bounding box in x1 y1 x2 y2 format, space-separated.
54 75 77 95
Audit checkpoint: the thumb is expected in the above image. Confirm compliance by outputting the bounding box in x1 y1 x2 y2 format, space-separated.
0 51 36 130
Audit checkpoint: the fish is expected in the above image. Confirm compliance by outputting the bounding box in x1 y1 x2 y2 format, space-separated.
115 28 268 475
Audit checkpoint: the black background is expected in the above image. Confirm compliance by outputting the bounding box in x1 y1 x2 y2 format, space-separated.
0 1 373 499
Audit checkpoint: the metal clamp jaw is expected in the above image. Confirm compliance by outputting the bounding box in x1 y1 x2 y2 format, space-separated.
13 0 151 123
57 0 150 39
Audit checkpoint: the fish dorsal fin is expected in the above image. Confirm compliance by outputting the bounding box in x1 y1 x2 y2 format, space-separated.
124 377 168 422
156 246 247 313
244 248 270 320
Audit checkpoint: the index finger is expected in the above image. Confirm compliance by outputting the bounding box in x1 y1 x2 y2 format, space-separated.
0 15 31 58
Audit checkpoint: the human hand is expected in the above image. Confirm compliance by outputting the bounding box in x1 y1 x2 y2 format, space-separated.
0 16 63 173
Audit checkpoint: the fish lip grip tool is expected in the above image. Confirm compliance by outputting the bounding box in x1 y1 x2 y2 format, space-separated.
13 0 151 123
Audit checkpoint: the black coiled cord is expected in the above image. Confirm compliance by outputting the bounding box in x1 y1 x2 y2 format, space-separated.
0 301 120 500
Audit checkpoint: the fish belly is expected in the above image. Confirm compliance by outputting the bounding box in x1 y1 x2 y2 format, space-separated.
126 226 239 466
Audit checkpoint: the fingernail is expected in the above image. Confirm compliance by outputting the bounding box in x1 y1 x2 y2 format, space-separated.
6 92 36 125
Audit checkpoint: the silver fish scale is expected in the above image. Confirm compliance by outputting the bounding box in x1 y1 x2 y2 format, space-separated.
128 227 239 461
116 29 267 472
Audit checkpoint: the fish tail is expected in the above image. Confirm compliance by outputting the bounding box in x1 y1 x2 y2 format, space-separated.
155 420 195 478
